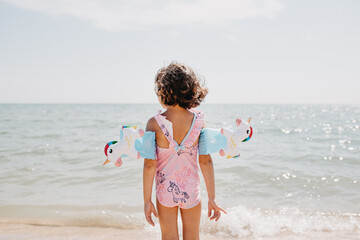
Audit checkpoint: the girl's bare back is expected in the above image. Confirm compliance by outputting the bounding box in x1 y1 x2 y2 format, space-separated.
155 109 198 149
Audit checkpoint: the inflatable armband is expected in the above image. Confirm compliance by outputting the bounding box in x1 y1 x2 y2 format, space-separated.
103 126 144 167
219 118 253 158
198 128 227 155
134 131 156 160
103 118 253 165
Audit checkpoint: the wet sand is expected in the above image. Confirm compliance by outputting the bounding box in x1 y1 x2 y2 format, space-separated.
0 222 359 240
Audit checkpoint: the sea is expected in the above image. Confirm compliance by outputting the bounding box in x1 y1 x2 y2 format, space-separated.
0 104 359 239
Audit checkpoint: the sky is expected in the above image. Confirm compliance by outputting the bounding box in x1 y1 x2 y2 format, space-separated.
0 0 359 104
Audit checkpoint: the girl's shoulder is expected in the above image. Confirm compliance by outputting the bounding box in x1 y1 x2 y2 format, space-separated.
145 110 168 133
145 117 159 132
146 109 167 132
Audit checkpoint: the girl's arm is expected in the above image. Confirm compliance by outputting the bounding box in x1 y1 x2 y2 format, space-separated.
199 154 227 221
143 118 158 226
143 158 158 226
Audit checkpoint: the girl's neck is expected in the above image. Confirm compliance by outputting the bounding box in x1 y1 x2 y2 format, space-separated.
165 105 189 114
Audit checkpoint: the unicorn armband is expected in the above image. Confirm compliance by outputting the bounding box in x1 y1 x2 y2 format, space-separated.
134 131 156 160
198 128 227 155
104 118 252 166
103 126 144 167
198 118 253 158
219 118 253 158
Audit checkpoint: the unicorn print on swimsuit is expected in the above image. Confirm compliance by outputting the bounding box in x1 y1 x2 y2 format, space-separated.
156 171 166 186
167 181 190 203
156 171 167 203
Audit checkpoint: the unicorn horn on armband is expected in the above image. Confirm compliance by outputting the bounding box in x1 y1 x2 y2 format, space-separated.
103 125 144 167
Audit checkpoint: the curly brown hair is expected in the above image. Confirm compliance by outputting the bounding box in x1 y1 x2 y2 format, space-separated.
154 62 208 109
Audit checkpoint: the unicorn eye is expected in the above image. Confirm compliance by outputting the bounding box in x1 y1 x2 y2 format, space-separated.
109 149 113 153
247 130 249 134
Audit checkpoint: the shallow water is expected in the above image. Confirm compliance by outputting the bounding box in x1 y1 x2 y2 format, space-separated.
0 104 359 238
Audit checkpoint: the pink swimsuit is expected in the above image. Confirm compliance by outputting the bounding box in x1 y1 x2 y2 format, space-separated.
154 109 204 209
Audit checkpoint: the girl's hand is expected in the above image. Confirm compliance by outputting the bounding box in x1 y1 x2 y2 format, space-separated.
208 199 227 221
144 201 158 226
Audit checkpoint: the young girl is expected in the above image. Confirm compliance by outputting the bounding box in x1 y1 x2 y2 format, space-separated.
143 62 226 239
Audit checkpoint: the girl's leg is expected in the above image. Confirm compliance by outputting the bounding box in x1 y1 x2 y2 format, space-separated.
179 201 201 240
156 199 179 240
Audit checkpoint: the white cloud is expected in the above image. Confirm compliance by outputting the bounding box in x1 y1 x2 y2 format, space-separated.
3 0 283 31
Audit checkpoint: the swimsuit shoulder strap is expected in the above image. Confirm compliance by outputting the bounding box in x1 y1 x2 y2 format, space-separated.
153 111 176 146
183 109 205 147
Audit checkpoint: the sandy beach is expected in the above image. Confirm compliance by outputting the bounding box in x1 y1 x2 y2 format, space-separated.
1 222 359 240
